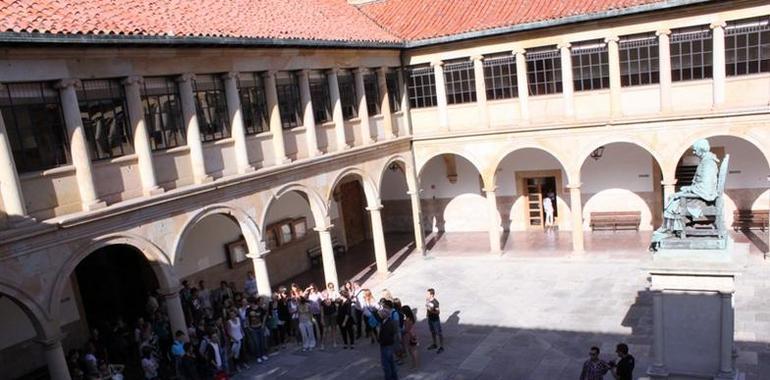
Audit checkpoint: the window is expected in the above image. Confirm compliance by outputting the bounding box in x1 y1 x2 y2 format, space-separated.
619 33 660 86
571 41 610 91
275 72 302 129
77 79 133 160
141 77 186 150
363 71 381 115
386 70 401 112
192 75 230 142
526 47 562 95
309 71 332 123
725 17 770 76
407 65 437 108
671 26 713 81
337 71 357 119
483 54 518 100
0 82 69 173
238 72 269 135
443 60 476 104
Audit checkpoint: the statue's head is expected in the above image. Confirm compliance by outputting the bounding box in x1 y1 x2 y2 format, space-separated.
691 139 710 158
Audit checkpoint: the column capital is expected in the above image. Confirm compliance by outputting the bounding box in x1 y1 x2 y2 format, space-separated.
35 334 67 349
221 71 240 81
406 189 422 196
483 186 497 194
55 78 81 90
567 183 582 190
512 47 526 56
326 67 342 75
378 66 391 74
661 179 678 186
710 21 726 30
366 204 384 212
314 224 334 233
604 36 619 44
557 42 572 50
175 73 196 83
352 67 369 75
471 55 485 62
122 75 144 86
262 70 279 78
158 286 184 297
656 29 671 36
246 251 270 259
297 68 312 76
430 60 444 68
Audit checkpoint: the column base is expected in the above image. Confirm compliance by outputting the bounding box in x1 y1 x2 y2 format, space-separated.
194 175 213 185
8 215 38 228
238 166 257 174
276 158 292 165
144 186 165 197
339 144 352 151
377 270 392 279
646 364 669 378
83 199 107 211
309 150 324 158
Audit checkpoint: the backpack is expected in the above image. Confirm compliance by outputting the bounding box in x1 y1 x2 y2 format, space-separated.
367 312 380 328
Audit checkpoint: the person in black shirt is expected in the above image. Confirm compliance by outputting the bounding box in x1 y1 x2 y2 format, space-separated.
378 302 399 380
609 343 634 380
425 288 444 353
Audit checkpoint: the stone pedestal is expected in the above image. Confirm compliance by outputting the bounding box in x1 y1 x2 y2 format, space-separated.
645 240 747 380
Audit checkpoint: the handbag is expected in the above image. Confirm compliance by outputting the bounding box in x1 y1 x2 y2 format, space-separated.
367 313 380 328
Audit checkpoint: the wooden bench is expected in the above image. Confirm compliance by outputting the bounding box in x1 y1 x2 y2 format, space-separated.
590 211 642 231
306 237 347 267
732 210 769 232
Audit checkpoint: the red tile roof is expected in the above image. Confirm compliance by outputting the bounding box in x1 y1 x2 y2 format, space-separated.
357 0 676 42
0 0 400 43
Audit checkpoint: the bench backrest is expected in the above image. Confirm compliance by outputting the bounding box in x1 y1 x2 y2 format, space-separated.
714 154 730 234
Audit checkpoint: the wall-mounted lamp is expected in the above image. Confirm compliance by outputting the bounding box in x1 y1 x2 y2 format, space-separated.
590 146 606 160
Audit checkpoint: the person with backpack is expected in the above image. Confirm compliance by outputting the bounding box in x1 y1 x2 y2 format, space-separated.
378 301 399 380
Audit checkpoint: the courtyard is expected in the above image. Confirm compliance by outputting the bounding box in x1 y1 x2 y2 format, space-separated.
236 231 770 380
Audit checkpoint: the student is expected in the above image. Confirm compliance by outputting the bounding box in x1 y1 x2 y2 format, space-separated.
226 310 247 371
244 271 258 297
298 297 317 351
337 290 356 349
361 289 380 343
140 346 159 380
178 343 201 380
425 288 444 353
170 330 186 375
321 292 339 349
401 305 419 369
245 297 269 363
610 343 635 380
378 306 399 380
580 346 610 380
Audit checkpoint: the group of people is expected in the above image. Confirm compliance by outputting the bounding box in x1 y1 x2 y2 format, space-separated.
579 343 635 380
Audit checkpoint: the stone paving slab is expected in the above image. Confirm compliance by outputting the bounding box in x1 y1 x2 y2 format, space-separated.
235 249 770 380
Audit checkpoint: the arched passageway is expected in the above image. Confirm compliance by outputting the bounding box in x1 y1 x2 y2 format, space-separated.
673 135 769 254
0 290 53 379
378 159 421 269
418 153 489 252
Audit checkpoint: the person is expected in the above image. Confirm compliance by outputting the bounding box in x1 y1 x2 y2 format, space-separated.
178 343 201 380
378 305 399 380
401 306 419 369
425 288 444 353
170 330 186 374
609 343 635 380
543 193 554 229
205 331 224 376
226 310 247 372
651 138 720 250
244 271 258 297
298 297 317 351
321 291 338 349
140 346 159 380
337 290 355 349
580 346 610 380
361 289 379 343
245 297 269 363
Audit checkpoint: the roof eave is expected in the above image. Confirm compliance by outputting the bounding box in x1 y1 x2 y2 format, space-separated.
0 32 405 49
402 0 714 48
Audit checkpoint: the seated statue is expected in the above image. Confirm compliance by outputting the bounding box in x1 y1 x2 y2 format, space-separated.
650 139 719 251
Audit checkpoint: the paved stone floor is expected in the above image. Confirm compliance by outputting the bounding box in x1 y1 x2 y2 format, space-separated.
236 231 770 379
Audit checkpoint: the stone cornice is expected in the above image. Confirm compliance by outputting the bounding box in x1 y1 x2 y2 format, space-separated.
0 137 411 258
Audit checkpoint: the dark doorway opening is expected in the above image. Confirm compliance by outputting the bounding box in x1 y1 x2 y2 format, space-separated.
524 176 558 227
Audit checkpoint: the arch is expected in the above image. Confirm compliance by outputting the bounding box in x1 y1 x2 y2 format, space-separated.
416 150 486 183
577 137 666 181
173 204 264 268
0 280 55 339
326 166 380 210
259 183 329 236
50 233 175 321
491 144 573 187
673 133 770 175
377 154 417 195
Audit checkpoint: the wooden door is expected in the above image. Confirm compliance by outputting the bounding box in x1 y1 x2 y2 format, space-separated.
525 178 544 228
340 181 367 247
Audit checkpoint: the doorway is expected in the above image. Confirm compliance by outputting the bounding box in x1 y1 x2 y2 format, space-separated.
522 175 558 229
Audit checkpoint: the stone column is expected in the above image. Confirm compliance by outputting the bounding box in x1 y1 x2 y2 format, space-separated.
0 105 27 219
367 204 390 274
297 70 322 157
57 79 106 210
377 67 396 139
472 55 490 128
222 72 254 174
123 76 163 196
484 187 502 254
513 49 530 122
263 71 291 164
718 292 735 377
568 183 585 252
397 68 413 135
159 286 188 338
354 68 374 144
247 251 272 296
648 290 668 376
606 36 622 118
661 179 677 203
657 29 673 112
176 74 212 184
40 337 71 380
407 190 427 255
559 43 575 117
314 224 339 288
432 61 449 131
327 69 350 150
711 22 727 108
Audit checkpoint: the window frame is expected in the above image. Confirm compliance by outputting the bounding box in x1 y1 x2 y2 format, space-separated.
192 74 231 142
275 72 302 130
141 76 187 150
0 81 70 173
443 60 477 105
407 65 437 109
77 78 135 160
483 54 518 100
237 72 269 135
525 47 563 96
571 40 610 91
619 33 660 87
309 71 332 123
337 71 358 120
670 26 713 82
363 71 381 115
725 17 770 76
386 70 402 112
